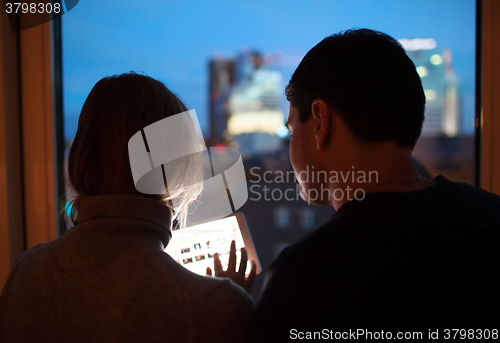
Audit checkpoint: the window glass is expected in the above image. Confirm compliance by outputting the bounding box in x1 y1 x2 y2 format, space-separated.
63 0 476 296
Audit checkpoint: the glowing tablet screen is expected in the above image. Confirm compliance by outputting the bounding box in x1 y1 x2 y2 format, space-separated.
165 214 261 276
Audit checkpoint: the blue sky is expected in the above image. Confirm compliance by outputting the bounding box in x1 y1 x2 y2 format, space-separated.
62 0 476 141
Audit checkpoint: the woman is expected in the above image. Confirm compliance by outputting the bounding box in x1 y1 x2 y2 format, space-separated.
0 72 254 342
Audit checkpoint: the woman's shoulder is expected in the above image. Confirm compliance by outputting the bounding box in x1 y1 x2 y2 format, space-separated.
176 272 255 339
198 275 255 308
150 250 254 306
145 250 255 339
10 242 49 268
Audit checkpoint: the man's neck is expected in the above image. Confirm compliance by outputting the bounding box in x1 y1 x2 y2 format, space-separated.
327 145 436 210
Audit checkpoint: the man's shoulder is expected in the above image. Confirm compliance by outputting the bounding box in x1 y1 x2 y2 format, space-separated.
264 216 346 287
431 175 500 223
437 175 500 201
271 175 500 265
251 177 500 339
250 217 361 341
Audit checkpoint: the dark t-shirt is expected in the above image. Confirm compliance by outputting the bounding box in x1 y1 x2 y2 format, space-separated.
250 176 500 341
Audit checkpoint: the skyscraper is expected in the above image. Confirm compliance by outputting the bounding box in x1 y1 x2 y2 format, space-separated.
208 49 286 156
208 58 235 145
400 38 462 137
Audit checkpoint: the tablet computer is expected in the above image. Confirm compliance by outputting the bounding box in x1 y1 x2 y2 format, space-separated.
165 212 262 276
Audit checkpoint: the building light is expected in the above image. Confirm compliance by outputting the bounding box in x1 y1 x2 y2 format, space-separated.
430 54 443 65
416 66 428 78
274 206 291 228
398 38 437 51
424 89 437 101
212 144 227 154
443 86 459 136
228 111 284 135
276 125 289 138
300 208 316 230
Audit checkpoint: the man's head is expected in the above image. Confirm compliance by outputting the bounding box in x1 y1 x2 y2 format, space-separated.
286 28 425 149
286 29 426 207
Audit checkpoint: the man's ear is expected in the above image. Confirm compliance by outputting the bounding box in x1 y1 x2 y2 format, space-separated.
311 99 331 150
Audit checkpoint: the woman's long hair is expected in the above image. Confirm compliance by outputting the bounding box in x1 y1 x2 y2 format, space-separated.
67 72 203 228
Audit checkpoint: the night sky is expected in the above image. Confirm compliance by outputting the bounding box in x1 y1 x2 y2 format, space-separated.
62 0 476 141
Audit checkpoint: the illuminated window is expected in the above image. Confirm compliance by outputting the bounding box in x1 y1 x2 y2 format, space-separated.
274 206 291 229
300 208 316 230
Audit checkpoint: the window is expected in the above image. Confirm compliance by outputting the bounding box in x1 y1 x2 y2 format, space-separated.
62 0 477 296
300 208 316 230
274 206 291 229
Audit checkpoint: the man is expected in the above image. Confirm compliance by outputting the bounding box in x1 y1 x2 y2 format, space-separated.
249 29 500 341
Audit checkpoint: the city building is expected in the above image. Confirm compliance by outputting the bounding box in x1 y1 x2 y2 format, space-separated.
399 38 472 183
208 58 235 145
399 38 462 137
208 49 285 156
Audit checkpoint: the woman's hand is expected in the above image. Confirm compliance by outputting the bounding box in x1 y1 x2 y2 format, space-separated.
206 240 256 294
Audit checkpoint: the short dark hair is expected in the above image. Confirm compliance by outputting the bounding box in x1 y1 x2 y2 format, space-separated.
286 29 425 149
